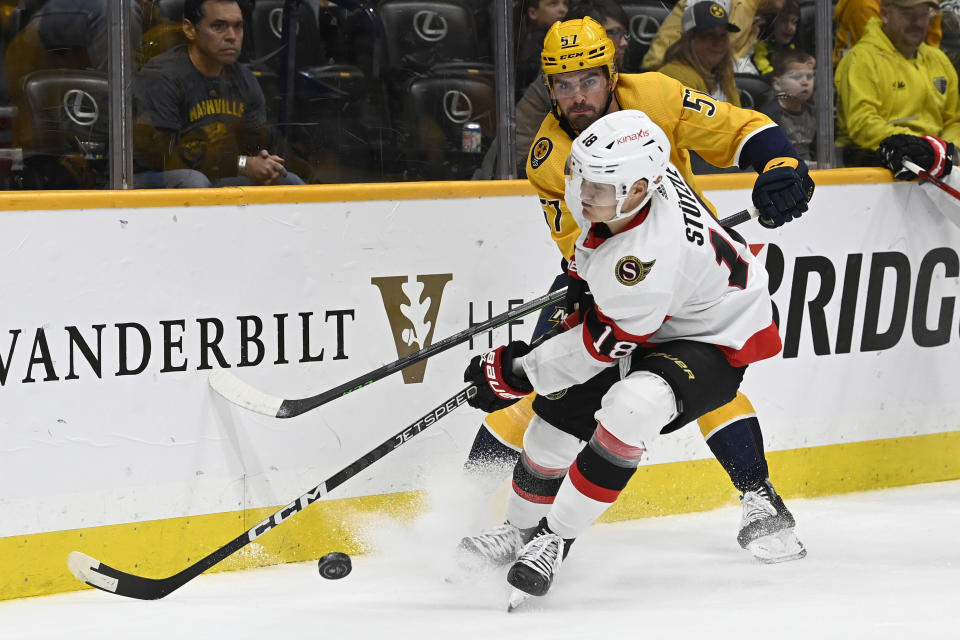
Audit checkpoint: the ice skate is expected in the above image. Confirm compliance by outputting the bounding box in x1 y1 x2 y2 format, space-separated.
738 479 806 563
745 527 806 563
453 523 525 577
505 529 564 610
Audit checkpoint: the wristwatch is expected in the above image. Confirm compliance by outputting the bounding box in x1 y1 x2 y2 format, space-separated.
237 155 247 174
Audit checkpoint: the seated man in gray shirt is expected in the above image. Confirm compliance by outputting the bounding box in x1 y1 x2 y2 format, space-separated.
133 0 303 188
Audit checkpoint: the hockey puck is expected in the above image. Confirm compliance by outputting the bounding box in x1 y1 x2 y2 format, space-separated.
318 552 352 579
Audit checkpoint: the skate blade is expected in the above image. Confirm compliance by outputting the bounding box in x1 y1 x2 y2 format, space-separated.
507 588 532 612
746 528 807 564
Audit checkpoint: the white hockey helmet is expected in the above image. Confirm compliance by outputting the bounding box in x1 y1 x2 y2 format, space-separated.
565 109 671 223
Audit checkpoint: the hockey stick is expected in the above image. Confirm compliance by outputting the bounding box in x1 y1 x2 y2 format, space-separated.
68 207 758 600
68 384 479 600
902 158 960 202
721 205 760 227
208 208 756 420
209 288 567 418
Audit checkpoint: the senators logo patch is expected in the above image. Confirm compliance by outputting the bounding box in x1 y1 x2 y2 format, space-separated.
530 137 553 169
615 256 655 285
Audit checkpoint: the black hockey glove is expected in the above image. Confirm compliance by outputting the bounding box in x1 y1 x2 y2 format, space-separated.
564 258 594 316
564 274 594 316
878 134 954 180
463 341 534 413
752 157 815 228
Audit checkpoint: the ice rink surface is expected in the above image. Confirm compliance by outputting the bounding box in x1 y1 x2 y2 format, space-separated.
3 479 958 640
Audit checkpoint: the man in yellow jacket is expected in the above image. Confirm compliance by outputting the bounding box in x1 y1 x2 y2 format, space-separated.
835 0 960 172
833 0 942 66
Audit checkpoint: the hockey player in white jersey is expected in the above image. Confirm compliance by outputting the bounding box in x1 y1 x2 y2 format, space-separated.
460 110 802 609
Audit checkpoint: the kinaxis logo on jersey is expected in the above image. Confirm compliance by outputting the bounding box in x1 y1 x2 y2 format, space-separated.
0 310 356 387
765 244 960 358
372 274 453 383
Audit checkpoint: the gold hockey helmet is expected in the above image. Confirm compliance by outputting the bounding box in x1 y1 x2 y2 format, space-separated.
541 17 618 89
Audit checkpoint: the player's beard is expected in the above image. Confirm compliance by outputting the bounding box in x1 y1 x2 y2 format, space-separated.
566 103 600 133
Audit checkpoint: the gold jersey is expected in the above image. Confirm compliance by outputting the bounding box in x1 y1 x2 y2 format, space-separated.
526 72 777 260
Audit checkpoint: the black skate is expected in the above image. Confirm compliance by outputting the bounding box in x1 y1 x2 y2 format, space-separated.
738 479 806 563
505 524 566 611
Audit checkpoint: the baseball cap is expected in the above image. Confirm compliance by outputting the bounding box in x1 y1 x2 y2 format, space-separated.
681 1 742 33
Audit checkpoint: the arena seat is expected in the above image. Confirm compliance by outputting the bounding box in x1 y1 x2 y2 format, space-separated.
735 73 773 111
620 0 674 72
17 69 109 188
377 0 480 75
394 62 495 180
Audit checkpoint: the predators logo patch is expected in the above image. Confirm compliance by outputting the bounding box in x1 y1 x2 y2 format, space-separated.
530 137 553 169
615 256 655 285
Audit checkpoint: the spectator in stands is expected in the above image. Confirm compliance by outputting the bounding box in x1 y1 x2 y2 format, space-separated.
132 0 303 188
514 0 629 174
760 49 816 163
835 0 960 168
641 0 785 72
8 0 144 72
5 0 145 148
834 0 942 65
657 1 742 106
515 0 569 98
752 0 801 76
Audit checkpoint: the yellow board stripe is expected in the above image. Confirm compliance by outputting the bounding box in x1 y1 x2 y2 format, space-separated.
3 429 955 602
0 168 891 212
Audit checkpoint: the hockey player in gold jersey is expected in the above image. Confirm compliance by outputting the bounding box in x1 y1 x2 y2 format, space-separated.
463 16 814 562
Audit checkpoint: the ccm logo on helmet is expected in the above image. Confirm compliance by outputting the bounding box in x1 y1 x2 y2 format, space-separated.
617 130 650 144
560 52 584 59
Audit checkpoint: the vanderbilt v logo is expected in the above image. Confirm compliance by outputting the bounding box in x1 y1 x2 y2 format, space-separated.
371 274 453 383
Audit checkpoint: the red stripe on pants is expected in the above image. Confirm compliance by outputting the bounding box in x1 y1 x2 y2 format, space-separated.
568 461 621 503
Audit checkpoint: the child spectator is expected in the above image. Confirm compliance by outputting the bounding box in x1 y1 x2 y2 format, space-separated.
760 49 816 163
752 0 801 76
515 0 568 98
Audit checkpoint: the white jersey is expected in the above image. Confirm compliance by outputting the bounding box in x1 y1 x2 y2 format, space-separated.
520 163 782 395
